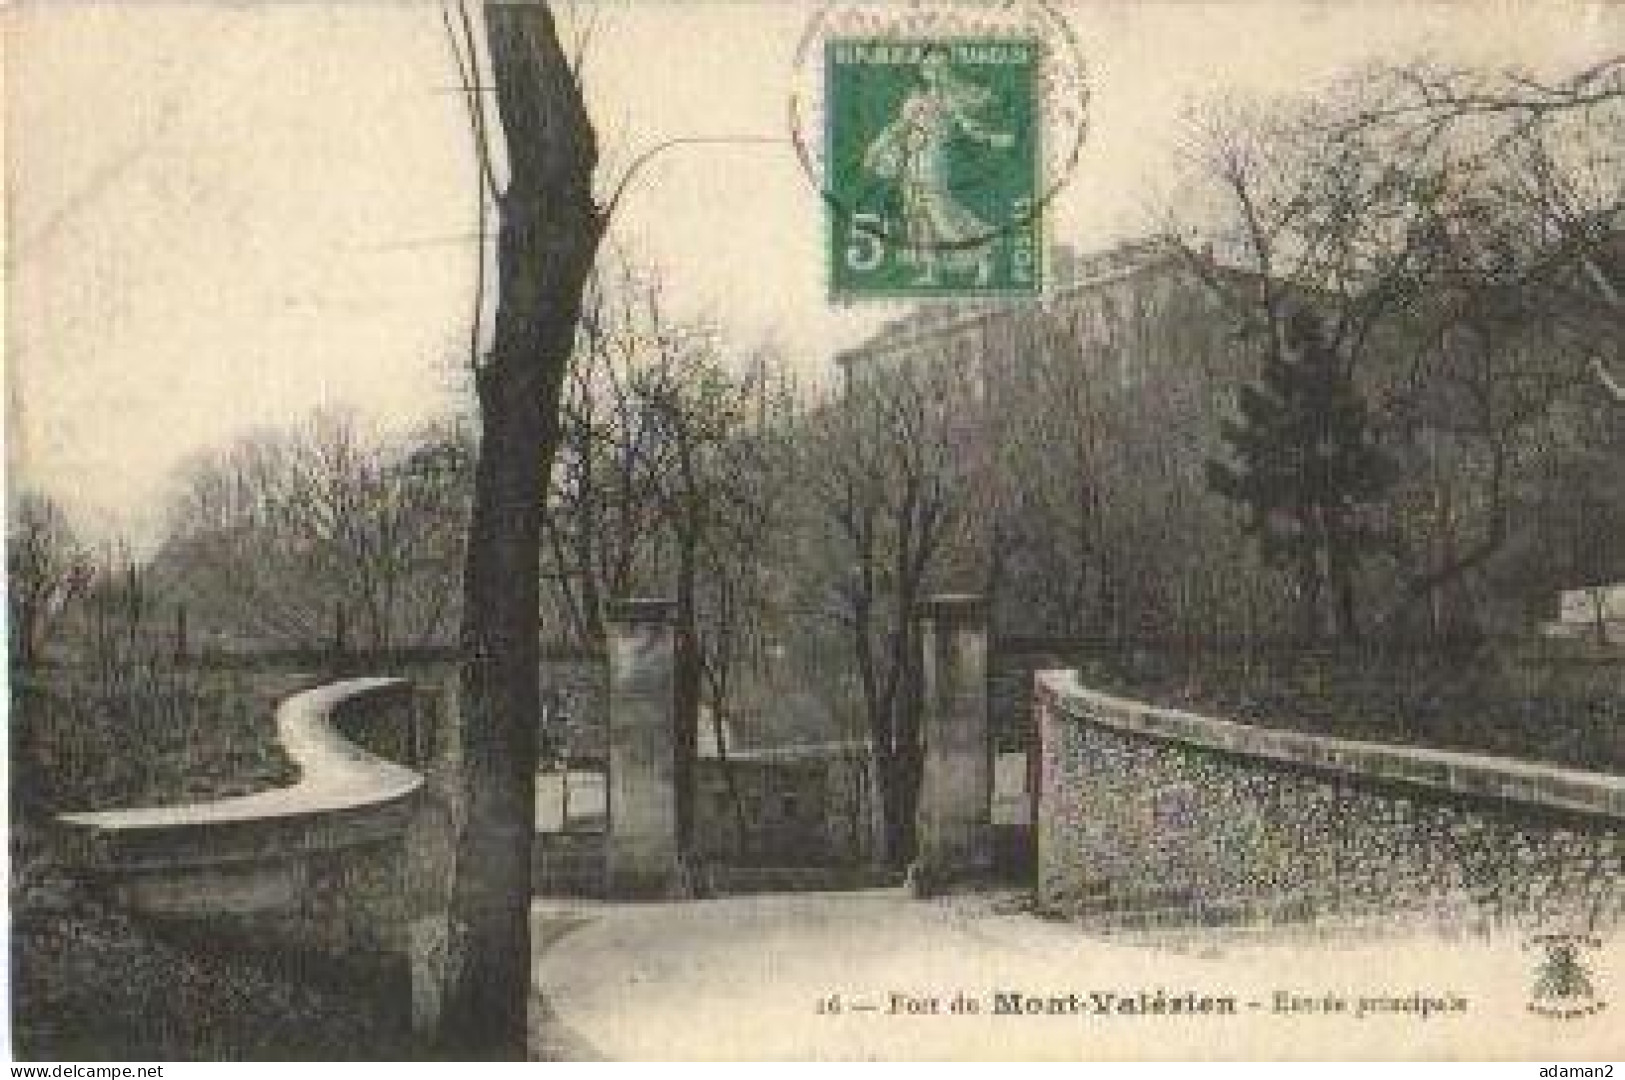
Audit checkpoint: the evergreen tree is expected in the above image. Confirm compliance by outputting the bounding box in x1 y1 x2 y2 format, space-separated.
1207 307 1395 642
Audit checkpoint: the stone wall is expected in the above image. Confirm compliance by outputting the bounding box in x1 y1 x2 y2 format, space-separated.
539 649 609 762
989 649 1045 754
1035 670 1625 932
533 830 606 897
693 752 874 866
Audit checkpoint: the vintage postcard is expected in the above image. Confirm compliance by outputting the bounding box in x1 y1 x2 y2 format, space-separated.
6 0 1623 1064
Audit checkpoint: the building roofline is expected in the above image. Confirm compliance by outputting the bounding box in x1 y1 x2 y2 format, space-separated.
833 238 1216 367
700 739 873 762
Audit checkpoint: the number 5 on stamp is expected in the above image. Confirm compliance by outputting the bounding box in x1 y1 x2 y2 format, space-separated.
825 39 1043 299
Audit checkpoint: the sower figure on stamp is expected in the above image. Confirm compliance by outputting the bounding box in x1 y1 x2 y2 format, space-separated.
862 45 1014 287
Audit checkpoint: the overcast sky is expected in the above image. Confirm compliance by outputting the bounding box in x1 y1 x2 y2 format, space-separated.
8 0 1619 543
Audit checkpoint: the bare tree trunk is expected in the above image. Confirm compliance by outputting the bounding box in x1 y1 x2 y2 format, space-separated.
1327 513 1361 644
888 645 925 867
700 576 753 861
673 536 701 862
707 697 751 861
440 1 601 1059
1588 588 1610 647
849 576 917 867
1295 542 1323 646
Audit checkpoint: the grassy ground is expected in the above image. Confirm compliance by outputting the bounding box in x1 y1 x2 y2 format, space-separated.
10 663 304 813
1073 640 1624 775
8 823 401 1061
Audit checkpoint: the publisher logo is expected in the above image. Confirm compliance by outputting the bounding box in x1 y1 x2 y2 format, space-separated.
1527 933 1607 1020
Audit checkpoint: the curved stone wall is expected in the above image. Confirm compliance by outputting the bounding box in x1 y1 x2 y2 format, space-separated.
55 677 430 1037
1035 670 1625 931
59 678 420 865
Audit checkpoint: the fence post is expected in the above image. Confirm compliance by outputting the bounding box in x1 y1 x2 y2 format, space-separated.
914 593 993 891
173 603 189 664
605 598 680 897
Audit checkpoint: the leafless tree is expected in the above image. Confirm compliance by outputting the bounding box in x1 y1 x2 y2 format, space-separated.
539 246 804 858
7 491 94 667
990 285 1262 646
650 341 798 863
541 252 679 646
1377 189 1601 636
1171 61 1620 642
435 0 605 1056
157 412 466 653
807 357 987 865
1340 58 1623 632
1337 57 1625 403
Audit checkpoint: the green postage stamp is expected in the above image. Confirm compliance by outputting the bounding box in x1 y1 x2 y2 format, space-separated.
825 39 1042 299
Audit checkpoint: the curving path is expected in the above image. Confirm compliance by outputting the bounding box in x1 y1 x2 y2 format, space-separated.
530 888 1624 1061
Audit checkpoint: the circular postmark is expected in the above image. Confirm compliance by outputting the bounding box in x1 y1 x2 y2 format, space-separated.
788 1 1090 297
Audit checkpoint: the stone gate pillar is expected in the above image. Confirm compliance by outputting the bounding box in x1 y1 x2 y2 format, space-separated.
915 593 993 886
605 598 680 897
